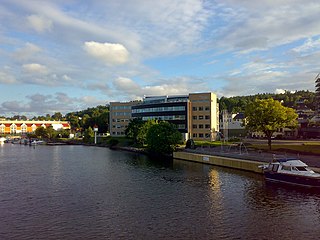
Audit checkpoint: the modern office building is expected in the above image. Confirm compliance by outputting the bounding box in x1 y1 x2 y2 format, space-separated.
188 92 219 141
132 95 189 139
110 92 219 141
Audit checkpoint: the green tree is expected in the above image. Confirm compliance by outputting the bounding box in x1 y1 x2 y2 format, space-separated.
245 98 298 150
146 121 182 154
137 120 157 145
35 126 48 139
83 127 94 143
52 112 63 121
125 118 144 144
46 126 56 139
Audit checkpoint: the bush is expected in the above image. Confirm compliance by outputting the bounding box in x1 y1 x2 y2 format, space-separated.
108 138 119 147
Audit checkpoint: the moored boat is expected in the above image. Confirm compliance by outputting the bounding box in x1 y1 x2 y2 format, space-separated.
29 139 46 145
260 156 320 188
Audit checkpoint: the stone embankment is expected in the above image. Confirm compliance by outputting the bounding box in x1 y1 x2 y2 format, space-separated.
173 146 320 174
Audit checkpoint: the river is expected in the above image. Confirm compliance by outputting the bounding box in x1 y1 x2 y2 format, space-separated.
0 144 319 239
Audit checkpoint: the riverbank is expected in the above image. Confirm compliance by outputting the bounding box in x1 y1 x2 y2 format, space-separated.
174 146 320 174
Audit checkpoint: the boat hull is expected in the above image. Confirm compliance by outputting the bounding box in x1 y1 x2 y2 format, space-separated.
264 171 320 188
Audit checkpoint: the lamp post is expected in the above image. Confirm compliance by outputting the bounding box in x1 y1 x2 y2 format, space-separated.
93 125 98 144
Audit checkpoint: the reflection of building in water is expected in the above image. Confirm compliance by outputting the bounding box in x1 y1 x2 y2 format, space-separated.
209 168 221 193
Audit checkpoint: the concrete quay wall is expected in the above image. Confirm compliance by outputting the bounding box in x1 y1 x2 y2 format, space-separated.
173 151 264 174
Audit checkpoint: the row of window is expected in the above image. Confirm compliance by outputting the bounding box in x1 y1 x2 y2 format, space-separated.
112 112 131 116
192 124 211 129
0 125 39 133
132 106 185 113
112 131 125 135
192 115 210 120
112 125 126 129
111 106 131 110
191 99 210 103
142 115 186 121
112 119 130 122
192 106 210 111
192 133 211 138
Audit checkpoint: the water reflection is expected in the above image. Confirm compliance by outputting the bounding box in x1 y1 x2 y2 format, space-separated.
1 145 320 239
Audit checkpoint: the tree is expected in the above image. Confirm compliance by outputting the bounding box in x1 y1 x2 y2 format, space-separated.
146 121 182 154
137 120 157 145
125 118 144 144
35 126 48 139
52 112 63 121
245 98 298 150
83 127 94 143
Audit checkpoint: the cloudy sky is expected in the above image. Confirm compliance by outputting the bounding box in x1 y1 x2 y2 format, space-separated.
1 0 319 117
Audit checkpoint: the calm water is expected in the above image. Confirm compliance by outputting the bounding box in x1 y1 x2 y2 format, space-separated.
0 144 319 240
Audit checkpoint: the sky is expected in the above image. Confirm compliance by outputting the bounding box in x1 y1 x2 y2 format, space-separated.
1 0 320 117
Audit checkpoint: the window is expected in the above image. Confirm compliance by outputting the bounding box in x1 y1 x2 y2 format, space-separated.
199 116 204 120
205 106 210 111
199 133 204 137
272 164 279 172
10 124 17 134
192 107 197 111
281 165 291 171
177 124 185 129
198 107 203 111
21 124 27 133
193 133 197 138
296 166 308 171
199 125 204 128
193 116 197 120
192 125 197 128
205 124 210 129
205 115 210 120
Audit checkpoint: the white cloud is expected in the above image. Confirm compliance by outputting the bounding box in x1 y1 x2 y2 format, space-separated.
112 77 140 93
22 63 48 74
13 42 42 60
84 41 129 65
0 71 17 84
111 76 208 99
292 37 320 53
275 89 285 94
27 14 53 33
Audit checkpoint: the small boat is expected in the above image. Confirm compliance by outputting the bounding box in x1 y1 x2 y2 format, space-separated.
260 156 320 188
30 139 46 145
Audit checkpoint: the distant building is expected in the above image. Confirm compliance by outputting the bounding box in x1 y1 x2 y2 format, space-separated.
0 120 71 135
219 111 247 139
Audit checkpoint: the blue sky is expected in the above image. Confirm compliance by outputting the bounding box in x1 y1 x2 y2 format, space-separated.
0 0 320 117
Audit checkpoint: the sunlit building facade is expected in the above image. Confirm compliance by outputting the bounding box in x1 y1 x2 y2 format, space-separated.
0 120 71 135
110 92 219 141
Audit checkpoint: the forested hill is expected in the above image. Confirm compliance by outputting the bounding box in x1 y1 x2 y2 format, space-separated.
218 90 315 113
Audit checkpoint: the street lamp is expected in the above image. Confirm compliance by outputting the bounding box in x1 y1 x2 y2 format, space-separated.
93 125 98 144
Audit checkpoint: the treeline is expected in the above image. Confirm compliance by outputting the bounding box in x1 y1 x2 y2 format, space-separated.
219 90 315 113
2 105 110 134
2 90 316 133
64 105 109 133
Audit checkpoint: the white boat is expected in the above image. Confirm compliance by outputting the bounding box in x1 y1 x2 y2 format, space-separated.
30 140 46 145
260 156 320 188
